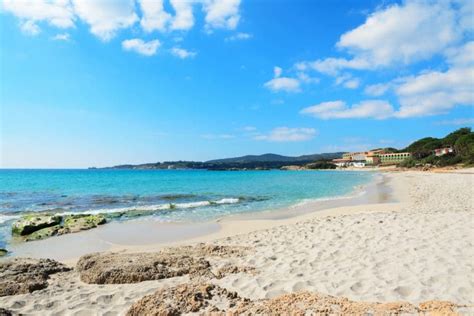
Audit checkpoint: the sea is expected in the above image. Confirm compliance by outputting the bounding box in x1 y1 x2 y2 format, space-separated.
0 169 373 248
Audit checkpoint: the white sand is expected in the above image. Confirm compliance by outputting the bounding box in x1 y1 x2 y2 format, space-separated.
1 170 473 315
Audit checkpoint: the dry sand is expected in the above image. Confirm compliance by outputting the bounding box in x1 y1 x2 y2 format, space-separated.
0 170 473 315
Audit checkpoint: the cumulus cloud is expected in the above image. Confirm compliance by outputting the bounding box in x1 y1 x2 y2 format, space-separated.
73 0 138 41
2 0 75 35
264 77 301 93
364 83 391 96
301 100 395 120
169 0 195 30
122 38 160 56
254 127 317 142
203 0 240 30
3 0 243 40
395 66 474 117
171 47 197 59
139 0 171 32
297 0 472 75
263 66 301 93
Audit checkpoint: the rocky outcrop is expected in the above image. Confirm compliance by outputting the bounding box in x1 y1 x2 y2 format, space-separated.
12 214 107 242
126 283 245 315
11 214 61 236
61 214 106 234
76 244 253 284
0 258 70 296
0 248 7 257
76 251 211 284
127 283 462 315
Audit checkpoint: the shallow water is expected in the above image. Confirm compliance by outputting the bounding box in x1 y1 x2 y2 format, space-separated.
0 169 373 248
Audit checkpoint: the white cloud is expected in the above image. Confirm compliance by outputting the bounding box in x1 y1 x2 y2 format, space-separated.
395 66 474 117
297 0 472 75
170 0 195 31
254 127 317 142
298 57 370 76
139 0 171 32
435 118 474 126
334 73 360 89
52 33 70 41
2 0 75 35
171 47 197 59
296 72 319 84
301 100 394 119
342 78 360 89
226 32 252 41
445 40 474 66
264 66 301 93
72 0 138 41
21 20 41 35
122 38 160 56
337 1 461 68
364 83 391 96
203 0 241 30
264 77 301 93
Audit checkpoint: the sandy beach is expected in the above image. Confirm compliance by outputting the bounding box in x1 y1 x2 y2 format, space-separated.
1 170 473 315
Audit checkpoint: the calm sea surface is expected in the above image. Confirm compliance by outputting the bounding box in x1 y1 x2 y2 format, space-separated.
0 169 373 247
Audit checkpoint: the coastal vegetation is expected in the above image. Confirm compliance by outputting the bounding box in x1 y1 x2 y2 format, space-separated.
399 128 474 168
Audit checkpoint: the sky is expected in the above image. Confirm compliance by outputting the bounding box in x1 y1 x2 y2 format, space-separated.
0 0 473 168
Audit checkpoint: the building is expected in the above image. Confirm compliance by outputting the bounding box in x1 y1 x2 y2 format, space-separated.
342 153 352 160
379 152 412 164
332 158 351 167
365 155 381 165
434 147 454 157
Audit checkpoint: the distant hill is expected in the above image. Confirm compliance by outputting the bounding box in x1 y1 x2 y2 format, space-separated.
206 152 343 164
97 152 344 170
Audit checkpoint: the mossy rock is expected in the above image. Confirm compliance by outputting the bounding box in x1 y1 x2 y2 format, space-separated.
24 225 61 241
0 249 7 257
11 214 62 236
61 214 106 233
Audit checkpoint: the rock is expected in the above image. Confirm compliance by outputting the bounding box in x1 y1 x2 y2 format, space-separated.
76 251 211 284
61 214 106 233
24 225 61 241
127 283 463 315
12 214 107 242
0 258 70 296
75 244 252 284
0 308 12 316
11 214 62 236
126 283 245 315
0 249 7 257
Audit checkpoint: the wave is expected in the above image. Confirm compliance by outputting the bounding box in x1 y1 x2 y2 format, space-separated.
56 197 243 217
0 214 19 224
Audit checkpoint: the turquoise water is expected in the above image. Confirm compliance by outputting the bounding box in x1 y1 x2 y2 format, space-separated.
0 169 373 247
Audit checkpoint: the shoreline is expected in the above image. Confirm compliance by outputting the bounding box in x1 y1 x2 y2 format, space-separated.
3 172 387 264
0 170 472 315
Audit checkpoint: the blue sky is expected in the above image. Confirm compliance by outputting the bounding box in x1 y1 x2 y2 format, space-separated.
1 0 473 168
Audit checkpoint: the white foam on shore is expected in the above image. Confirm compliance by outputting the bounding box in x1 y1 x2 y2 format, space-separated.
56 197 242 217
0 214 19 224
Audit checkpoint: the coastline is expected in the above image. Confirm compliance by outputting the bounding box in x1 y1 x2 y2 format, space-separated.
4 172 385 263
0 169 472 315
